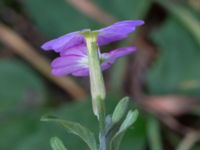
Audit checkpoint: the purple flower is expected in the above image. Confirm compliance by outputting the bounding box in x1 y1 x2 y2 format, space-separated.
41 20 144 76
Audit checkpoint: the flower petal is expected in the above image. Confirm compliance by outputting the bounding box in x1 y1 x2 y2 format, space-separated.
72 63 111 76
107 46 136 59
52 64 87 76
41 20 144 53
72 68 89 76
101 46 136 64
41 31 84 52
97 20 144 45
101 62 112 71
51 54 88 76
51 55 85 68
60 44 87 56
69 46 137 76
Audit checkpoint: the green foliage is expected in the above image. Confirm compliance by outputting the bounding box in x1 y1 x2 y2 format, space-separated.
110 110 139 150
154 0 200 48
0 59 46 150
148 18 200 96
23 0 151 38
0 112 40 150
113 0 151 19
112 97 129 124
0 95 147 150
119 113 147 150
23 0 95 37
50 137 68 150
147 116 163 150
2 0 200 149
94 0 151 19
118 110 139 134
0 59 46 113
41 116 98 150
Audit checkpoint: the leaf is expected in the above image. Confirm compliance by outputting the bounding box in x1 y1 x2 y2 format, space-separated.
153 0 200 48
50 137 68 150
118 110 139 135
148 18 200 96
147 116 163 150
0 59 46 113
94 0 151 19
23 0 96 37
113 0 152 19
0 110 42 150
41 116 98 150
14 98 146 150
112 97 129 124
110 110 139 150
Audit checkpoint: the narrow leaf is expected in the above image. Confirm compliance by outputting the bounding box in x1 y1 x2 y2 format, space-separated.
147 116 163 150
41 116 98 150
118 110 138 134
50 137 68 150
112 97 129 124
110 110 139 150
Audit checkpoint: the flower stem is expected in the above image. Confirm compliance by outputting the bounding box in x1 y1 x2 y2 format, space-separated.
97 97 106 150
81 30 107 150
81 30 106 117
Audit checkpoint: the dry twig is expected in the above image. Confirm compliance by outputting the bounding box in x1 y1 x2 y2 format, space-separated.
0 23 86 100
66 0 116 25
177 130 200 150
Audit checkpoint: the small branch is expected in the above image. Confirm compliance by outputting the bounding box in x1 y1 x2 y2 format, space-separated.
0 23 86 100
177 131 200 150
66 0 116 25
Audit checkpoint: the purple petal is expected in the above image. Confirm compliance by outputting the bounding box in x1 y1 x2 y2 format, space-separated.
60 44 87 56
41 20 144 53
107 46 136 59
70 46 137 76
41 31 84 52
52 64 87 76
97 20 144 45
72 68 89 76
51 55 85 68
72 63 111 76
101 62 112 71
51 54 88 76
102 46 136 64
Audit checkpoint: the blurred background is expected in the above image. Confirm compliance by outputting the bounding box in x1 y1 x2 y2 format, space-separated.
0 0 200 149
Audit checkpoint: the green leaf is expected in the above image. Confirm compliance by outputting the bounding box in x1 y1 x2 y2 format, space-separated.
118 110 139 135
0 59 46 113
94 0 151 19
148 18 200 96
153 0 200 48
110 110 139 150
41 116 98 150
113 0 152 19
13 98 146 150
50 137 68 150
23 0 96 37
147 116 163 150
112 97 129 124
0 110 42 150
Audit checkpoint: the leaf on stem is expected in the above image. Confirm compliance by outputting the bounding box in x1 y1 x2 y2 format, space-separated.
41 115 98 150
50 137 68 150
112 97 129 124
110 110 139 150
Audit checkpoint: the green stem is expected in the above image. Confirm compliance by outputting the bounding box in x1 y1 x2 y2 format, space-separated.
147 116 163 150
81 30 106 117
81 30 107 150
97 97 106 150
